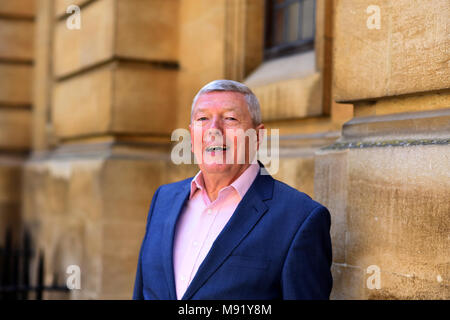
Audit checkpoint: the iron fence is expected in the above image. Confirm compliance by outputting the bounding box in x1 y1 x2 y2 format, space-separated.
0 228 70 300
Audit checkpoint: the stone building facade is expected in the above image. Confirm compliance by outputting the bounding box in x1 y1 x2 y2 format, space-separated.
0 0 448 299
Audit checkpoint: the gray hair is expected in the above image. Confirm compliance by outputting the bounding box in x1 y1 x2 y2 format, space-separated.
191 79 262 125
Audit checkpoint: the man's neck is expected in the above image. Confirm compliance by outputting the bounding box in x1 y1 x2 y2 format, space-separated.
202 164 251 202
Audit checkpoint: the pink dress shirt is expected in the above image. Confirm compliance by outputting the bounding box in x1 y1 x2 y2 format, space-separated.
172 163 260 299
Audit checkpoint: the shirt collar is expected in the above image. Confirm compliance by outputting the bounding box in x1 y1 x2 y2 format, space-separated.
189 163 260 200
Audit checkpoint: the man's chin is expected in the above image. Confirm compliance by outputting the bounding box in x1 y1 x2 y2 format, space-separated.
200 162 236 174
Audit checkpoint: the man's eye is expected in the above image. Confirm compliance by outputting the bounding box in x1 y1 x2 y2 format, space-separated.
197 117 208 121
225 117 237 121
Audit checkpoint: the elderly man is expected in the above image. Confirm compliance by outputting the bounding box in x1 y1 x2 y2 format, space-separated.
133 80 332 300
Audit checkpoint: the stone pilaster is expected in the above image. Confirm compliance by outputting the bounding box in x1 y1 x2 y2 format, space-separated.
24 0 189 299
315 0 450 299
0 0 35 246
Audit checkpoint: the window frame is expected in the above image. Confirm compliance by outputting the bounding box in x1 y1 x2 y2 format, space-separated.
264 0 316 60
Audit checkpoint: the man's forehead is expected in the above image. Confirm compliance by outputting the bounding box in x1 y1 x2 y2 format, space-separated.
194 92 247 112
194 105 242 113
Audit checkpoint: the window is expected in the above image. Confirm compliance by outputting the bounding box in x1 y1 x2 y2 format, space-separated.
264 0 316 60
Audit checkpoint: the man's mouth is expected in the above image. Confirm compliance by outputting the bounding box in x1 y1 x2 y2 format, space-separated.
205 145 229 152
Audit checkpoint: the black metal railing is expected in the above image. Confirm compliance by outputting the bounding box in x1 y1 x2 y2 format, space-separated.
0 228 70 300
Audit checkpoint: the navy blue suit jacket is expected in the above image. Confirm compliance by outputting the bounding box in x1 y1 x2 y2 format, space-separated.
133 167 332 300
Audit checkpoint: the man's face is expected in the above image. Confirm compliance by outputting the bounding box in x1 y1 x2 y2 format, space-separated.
190 91 264 176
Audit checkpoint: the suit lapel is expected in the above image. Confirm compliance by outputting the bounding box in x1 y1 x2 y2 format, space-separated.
161 180 191 300
181 171 275 300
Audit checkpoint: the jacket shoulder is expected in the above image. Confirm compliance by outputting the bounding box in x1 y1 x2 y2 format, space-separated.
271 178 326 213
158 176 193 194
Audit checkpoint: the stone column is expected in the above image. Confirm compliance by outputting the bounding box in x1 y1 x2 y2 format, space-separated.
23 0 199 299
315 0 450 299
0 0 34 246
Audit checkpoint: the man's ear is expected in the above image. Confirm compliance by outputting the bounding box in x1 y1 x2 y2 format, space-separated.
189 123 193 153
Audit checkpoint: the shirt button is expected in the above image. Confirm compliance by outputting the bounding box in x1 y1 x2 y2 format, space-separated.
180 275 186 281
207 208 213 214
193 241 198 247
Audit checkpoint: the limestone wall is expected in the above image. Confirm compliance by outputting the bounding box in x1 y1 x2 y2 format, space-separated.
315 0 450 299
21 0 196 299
21 0 351 299
7 0 447 300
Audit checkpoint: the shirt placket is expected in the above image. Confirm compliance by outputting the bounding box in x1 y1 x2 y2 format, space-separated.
187 190 233 286
176 187 235 298
187 203 220 283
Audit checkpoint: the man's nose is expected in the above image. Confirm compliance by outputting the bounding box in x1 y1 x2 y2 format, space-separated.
205 117 224 141
208 116 223 131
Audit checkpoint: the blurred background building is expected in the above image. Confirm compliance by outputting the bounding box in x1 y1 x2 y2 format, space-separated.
0 0 448 299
